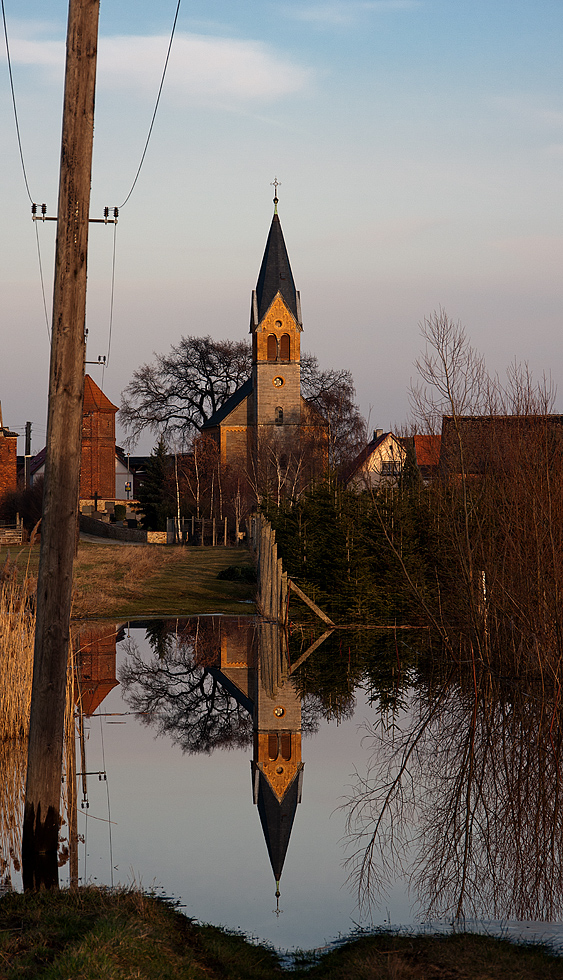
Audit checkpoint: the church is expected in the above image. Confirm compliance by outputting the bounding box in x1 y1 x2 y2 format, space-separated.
202 197 326 483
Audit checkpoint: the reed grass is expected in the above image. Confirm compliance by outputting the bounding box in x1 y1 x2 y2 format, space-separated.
0 556 35 883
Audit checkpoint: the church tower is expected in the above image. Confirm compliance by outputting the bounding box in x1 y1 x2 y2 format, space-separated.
202 194 326 478
249 195 303 446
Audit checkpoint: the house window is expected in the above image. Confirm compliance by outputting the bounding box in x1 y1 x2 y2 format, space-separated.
381 460 402 476
267 334 277 360
275 406 284 426
280 333 290 360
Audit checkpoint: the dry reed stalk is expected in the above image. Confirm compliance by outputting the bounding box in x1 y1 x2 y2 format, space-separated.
0 556 74 884
0 563 35 880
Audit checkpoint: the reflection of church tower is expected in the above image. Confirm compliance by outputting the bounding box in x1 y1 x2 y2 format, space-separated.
250 198 303 448
207 618 303 902
251 623 303 904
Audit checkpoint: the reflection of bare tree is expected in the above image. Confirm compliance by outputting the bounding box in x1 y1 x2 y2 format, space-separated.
345 673 563 923
120 636 253 755
119 619 322 754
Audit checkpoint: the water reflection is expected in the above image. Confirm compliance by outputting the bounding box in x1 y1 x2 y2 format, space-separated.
3 619 563 946
120 618 329 904
345 665 563 923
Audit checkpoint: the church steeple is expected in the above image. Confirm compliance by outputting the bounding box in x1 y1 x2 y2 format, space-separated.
252 211 301 328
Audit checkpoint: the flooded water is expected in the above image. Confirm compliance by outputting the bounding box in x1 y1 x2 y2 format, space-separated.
4 617 563 953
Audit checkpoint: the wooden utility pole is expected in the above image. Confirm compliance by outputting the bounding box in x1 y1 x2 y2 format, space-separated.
22 0 100 891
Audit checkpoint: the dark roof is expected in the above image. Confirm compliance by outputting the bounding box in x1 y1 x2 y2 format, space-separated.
30 446 46 476
340 431 389 485
115 447 150 470
256 767 302 881
255 214 299 324
202 377 252 429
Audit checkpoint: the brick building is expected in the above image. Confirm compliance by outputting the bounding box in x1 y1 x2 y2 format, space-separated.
30 376 118 503
80 375 117 500
0 404 18 500
72 623 120 715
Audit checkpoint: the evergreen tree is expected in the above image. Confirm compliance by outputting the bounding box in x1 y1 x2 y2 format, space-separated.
137 437 173 531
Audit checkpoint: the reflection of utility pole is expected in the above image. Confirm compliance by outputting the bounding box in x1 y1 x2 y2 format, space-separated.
65 664 78 890
23 0 100 891
24 422 32 489
174 453 181 544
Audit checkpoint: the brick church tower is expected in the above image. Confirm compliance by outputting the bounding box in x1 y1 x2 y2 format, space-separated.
80 375 117 499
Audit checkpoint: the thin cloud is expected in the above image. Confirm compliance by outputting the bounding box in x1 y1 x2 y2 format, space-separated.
5 31 312 104
285 1 422 26
491 95 563 130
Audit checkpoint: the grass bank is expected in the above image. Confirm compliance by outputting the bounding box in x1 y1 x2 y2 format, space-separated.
1 542 256 618
1 889 563 980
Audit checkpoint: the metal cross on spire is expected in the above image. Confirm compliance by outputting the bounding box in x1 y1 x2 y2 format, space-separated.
271 176 281 213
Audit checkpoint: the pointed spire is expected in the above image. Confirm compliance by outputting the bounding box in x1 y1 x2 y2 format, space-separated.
254 207 299 325
255 767 301 884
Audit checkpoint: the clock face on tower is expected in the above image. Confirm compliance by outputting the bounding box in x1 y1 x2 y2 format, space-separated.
273 376 284 387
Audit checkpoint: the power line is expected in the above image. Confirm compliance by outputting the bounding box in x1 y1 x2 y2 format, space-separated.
2 1 53 340
118 0 182 208
1 0 33 202
101 221 118 389
34 222 52 340
98 713 114 888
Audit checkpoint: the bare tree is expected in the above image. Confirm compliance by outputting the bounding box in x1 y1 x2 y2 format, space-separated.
409 308 489 432
344 671 563 923
120 337 366 464
120 336 251 448
301 352 366 468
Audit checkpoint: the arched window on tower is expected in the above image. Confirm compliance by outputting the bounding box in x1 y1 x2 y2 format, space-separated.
275 406 283 426
280 733 291 760
267 334 277 360
280 333 290 360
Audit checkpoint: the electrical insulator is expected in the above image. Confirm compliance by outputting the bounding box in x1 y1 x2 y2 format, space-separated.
31 203 37 216
104 206 109 218
113 207 119 219
41 203 46 215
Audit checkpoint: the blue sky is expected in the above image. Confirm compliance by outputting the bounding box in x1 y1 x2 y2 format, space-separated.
1 0 562 451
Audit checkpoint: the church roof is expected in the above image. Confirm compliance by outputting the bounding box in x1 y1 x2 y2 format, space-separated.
83 375 118 414
256 766 302 881
255 213 299 324
202 377 252 429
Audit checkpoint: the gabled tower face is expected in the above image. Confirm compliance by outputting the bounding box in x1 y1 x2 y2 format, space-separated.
250 211 302 441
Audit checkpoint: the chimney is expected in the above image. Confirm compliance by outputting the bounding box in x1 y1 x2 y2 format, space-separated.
373 428 383 441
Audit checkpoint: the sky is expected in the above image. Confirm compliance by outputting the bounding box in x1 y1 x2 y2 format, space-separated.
1 0 562 454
